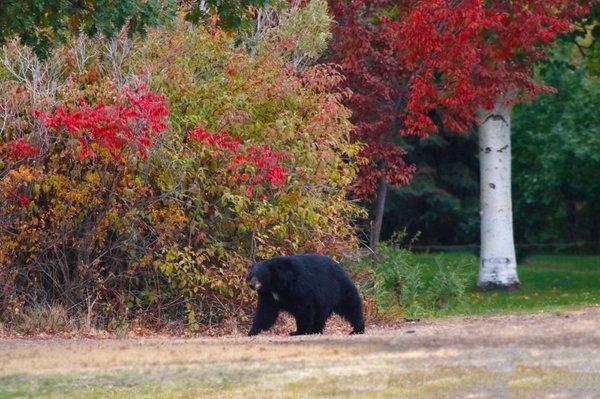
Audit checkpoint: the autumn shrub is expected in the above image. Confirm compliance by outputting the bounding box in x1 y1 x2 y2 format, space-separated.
0 15 363 331
131 21 363 328
0 48 177 327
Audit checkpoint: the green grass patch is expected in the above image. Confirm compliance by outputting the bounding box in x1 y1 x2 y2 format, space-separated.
524 254 600 272
464 253 599 315
353 248 599 318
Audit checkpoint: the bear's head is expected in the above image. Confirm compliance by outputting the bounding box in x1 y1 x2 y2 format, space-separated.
247 260 272 292
247 257 296 293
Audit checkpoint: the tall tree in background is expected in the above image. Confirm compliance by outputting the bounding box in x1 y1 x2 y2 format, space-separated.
0 0 177 57
328 0 588 288
380 3 600 253
513 22 600 252
0 0 270 57
382 131 480 247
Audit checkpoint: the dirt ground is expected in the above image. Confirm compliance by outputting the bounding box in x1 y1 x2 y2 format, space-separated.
1 307 599 398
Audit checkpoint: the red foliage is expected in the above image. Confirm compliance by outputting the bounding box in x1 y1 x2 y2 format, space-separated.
37 85 169 160
1 138 39 161
17 194 31 207
352 143 416 199
328 0 589 198
239 144 288 188
189 126 241 151
188 127 288 196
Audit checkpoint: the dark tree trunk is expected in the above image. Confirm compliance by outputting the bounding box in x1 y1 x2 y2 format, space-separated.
368 94 402 253
370 176 388 250
589 204 600 243
560 182 577 242
565 198 577 242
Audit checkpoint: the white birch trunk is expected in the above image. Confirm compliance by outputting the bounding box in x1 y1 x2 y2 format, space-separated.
477 99 521 290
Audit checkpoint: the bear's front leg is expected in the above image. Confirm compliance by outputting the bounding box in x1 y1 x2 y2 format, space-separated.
248 293 280 336
290 305 315 336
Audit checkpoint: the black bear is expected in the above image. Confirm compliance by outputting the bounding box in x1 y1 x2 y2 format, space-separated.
247 254 365 336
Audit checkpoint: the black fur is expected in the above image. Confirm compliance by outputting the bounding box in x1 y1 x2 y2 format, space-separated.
247 254 365 336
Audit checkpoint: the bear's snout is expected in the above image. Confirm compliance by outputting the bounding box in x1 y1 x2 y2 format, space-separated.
248 276 262 291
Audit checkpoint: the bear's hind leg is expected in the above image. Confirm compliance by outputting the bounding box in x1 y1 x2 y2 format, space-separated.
334 295 365 335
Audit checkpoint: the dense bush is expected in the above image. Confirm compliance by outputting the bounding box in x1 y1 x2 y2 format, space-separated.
352 238 473 318
0 17 363 331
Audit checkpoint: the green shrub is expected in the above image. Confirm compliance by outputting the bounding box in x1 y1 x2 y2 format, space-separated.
352 240 473 318
428 258 470 312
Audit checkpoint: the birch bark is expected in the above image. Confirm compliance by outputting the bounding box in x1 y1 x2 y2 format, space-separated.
477 99 521 290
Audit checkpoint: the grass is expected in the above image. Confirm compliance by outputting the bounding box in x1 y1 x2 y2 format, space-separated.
523 254 600 272
1 310 599 399
0 368 502 399
410 252 600 316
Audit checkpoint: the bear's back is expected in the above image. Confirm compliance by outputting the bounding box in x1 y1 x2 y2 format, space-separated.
286 254 354 290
